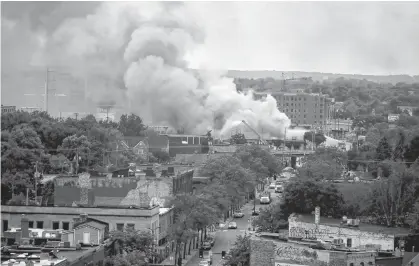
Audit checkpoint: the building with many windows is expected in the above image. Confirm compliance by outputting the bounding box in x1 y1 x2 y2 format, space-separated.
1 105 16 113
254 91 334 128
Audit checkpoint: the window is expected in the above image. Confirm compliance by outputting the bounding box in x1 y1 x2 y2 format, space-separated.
29 221 34 228
320 115 323 119
347 238 352 247
36 221 44 229
304 114 306 118
127 224 135 230
62 222 70 230
2 220 8 232
116 223 124 231
52 222 60 230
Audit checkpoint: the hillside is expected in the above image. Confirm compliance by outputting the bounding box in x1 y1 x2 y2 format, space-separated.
226 70 419 84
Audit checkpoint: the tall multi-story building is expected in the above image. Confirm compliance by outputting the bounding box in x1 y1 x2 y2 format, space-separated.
254 91 334 128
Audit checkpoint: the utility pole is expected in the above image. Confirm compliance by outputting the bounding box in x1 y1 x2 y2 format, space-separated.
34 162 40 203
44 68 49 113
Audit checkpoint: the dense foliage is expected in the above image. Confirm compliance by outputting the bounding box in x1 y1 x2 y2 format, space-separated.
1 111 147 203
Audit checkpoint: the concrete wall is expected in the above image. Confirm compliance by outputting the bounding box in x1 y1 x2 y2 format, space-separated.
288 219 395 251
1 205 159 232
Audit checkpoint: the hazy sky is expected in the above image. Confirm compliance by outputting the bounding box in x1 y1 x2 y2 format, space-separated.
2 1 419 111
2 1 419 76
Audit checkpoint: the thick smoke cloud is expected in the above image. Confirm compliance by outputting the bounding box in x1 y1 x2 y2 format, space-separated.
2 2 290 137
121 3 290 136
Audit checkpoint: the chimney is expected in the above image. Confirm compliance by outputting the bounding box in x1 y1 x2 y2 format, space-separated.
21 214 30 238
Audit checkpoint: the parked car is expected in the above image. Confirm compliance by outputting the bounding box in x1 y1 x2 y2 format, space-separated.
202 241 212 250
275 185 283 193
251 210 259 216
199 260 210 266
206 236 215 247
269 183 276 189
228 222 237 229
233 212 245 218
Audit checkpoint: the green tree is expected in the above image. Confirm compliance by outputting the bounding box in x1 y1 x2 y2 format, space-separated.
223 234 250 266
392 131 407 161
303 131 326 147
152 150 171 163
1 124 48 197
252 201 288 233
375 136 392 161
107 226 160 261
368 161 418 226
282 180 344 218
58 134 93 173
230 133 247 144
404 136 419 166
199 156 255 211
298 147 347 181
118 114 147 137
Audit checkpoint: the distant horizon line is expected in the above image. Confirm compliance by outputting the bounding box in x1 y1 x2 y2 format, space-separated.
4 66 418 77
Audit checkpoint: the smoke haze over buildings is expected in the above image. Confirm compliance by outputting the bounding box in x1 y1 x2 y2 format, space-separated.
1 1 291 137
2 1 419 136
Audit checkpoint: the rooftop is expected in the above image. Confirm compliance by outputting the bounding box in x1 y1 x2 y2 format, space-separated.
1 258 67 266
56 247 100 263
159 207 172 215
295 214 410 235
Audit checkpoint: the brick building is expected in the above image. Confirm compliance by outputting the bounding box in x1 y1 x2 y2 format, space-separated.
254 91 334 127
1 204 159 233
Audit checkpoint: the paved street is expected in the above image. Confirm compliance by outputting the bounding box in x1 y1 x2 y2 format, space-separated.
186 183 282 266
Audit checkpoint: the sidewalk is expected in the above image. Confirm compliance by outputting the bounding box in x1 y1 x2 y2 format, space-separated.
159 249 199 265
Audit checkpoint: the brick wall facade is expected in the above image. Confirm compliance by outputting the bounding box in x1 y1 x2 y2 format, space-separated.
250 239 275 266
1 205 159 232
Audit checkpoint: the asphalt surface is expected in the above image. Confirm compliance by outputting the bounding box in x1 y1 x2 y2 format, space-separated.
186 183 283 266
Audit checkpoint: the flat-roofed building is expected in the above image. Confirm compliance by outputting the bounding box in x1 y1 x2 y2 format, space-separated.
254 91 334 127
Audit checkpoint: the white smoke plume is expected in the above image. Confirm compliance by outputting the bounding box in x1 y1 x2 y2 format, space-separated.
27 2 292 138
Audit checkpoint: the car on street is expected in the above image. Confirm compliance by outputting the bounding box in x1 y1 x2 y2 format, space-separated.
202 241 212 250
251 210 259 216
199 260 210 266
275 185 283 193
206 236 215 247
233 212 245 218
269 183 276 189
260 196 271 204
228 222 237 229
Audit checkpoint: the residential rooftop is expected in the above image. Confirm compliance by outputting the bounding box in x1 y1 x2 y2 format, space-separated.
295 214 411 235
57 247 101 263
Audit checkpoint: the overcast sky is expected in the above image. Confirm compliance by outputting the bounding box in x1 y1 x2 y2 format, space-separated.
2 1 419 76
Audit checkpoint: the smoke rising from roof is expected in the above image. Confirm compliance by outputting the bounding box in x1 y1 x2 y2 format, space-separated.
2 2 291 137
